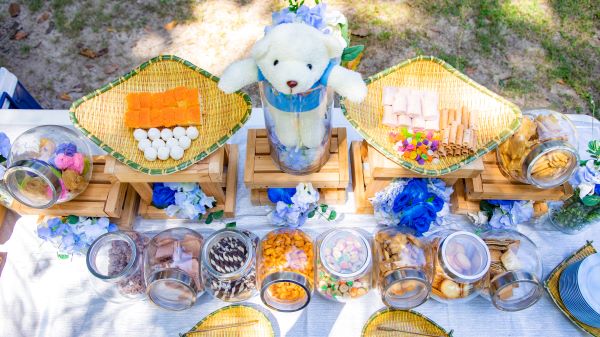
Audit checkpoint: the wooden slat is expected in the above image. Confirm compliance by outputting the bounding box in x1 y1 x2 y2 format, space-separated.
224 144 238 218
104 182 128 217
130 182 153 204
255 138 270 155
450 179 480 215
73 183 112 201
208 147 225 183
14 201 109 217
112 185 139 230
351 142 372 214
337 128 349 186
110 160 212 183
244 129 257 186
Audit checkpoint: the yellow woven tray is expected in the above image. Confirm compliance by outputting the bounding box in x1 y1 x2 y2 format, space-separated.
70 55 251 175
184 304 274 337
362 308 453 337
544 241 599 337
341 56 522 176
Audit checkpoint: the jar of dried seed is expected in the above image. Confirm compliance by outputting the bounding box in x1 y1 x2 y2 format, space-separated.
258 228 314 312
316 228 372 302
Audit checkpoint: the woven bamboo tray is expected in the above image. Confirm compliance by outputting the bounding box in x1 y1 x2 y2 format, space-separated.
544 241 600 337
70 55 251 175
362 308 452 337
185 304 274 337
342 55 522 176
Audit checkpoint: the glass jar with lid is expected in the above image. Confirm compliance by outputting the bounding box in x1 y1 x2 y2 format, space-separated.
374 228 432 309
497 109 579 188
144 227 204 311
258 228 314 312
1 125 93 208
479 229 543 311
316 228 372 302
86 230 148 303
428 230 491 304
201 228 258 302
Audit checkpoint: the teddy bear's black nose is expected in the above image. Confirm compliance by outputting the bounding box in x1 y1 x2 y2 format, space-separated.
286 80 298 88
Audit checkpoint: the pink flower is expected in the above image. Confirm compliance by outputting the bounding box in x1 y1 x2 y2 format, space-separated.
46 178 68 201
54 154 73 170
71 153 85 174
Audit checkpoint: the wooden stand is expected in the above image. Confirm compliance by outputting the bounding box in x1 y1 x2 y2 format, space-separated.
10 156 139 228
106 145 238 219
351 140 485 213
245 128 349 206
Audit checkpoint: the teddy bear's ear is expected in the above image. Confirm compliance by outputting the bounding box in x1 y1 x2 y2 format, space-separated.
251 37 270 60
321 34 344 59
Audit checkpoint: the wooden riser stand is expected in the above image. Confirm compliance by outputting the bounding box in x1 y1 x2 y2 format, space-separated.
245 128 349 206
351 140 485 214
9 156 139 229
105 144 238 219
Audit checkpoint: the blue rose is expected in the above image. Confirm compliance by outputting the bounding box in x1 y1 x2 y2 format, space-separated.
402 179 429 202
392 191 411 213
152 183 176 209
429 193 444 212
268 187 296 205
399 202 437 236
595 184 600 195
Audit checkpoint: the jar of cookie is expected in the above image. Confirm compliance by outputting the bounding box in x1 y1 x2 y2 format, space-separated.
374 228 432 309
498 109 579 189
479 230 543 311
201 228 258 302
316 228 372 302
143 227 204 311
258 228 314 312
428 230 491 304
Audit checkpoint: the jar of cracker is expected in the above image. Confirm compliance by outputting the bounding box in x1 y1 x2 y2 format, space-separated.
316 228 372 302
201 228 258 302
479 230 543 311
428 230 491 304
374 228 432 309
258 228 314 312
497 109 579 189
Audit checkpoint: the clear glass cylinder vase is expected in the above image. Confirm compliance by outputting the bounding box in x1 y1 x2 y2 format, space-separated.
260 82 333 175
549 195 600 234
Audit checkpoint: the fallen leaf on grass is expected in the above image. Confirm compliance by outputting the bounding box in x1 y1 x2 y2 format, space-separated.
58 93 72 101
79 48 97 59
37 12 50 23
164 20 177 31
351 28 369 37
8 3 20 17
96 47 109 57
11 30 28 40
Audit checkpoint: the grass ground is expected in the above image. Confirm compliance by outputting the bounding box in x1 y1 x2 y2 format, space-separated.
0 0 598 116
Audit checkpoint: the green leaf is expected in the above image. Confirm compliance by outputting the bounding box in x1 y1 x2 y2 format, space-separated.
328 210 337 221
212 210 224 220
582 194 600 207
205 213 214 224
198 213 203 221
0 155 6 163
479 200 495 218
225 222 236 228
320 204 329 213
341 45 364 62
57 253 70 260
307 209 316 218
66 215 79 224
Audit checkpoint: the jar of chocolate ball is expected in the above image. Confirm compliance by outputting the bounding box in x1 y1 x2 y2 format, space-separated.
374 228 432 309
144 227 204 311
87 231 148 303
479 229 543 311
316 228 372 302
258 228 314 312
201 228 258 302
428 230 491 304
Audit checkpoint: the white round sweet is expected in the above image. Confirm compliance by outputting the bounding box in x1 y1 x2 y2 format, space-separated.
144 147 157 161
157 146 170 160
138 139 152 151
160 128 173 141
133 129 148 141
166 138 179 149
186 126 199 140
151 139 166 150
148 128 161 141
173 126 186 139
178 135 191 150
170 145 184 160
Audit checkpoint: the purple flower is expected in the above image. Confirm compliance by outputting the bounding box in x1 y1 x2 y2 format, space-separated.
152 183 176 209
398 202 436 236
56 143 77 156
37 226 51 240
268 188 296 204
296 4 327 31
0 132 10 160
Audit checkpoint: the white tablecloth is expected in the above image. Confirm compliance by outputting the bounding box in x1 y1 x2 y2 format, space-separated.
0 109 599 337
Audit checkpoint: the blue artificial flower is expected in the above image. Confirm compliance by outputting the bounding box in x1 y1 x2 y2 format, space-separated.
398 202 436 236
392 191 411 213
487 199 517 207
489 208 513 229
296 3 327 31
55 143 77 156
272 7 296 26
429 193 444 212
0 132 10 160
152 183 176 209
107 223 118 232
268 187 296 205
402 179 429 202
37 226 51 240
595 184 600 195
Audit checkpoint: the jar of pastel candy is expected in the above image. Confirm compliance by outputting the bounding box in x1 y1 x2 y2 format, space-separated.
428 230 491 304
374 228 432 309
201 228 259 302
144 227 204 310
1 125 92 208
258 228 314 312
316 228 372 302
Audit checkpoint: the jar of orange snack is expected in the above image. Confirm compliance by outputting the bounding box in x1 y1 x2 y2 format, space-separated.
258 228 314 312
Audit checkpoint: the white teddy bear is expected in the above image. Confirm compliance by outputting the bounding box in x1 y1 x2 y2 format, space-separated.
218 23 367 148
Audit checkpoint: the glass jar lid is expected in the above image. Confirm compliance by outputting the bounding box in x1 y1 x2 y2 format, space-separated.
524 142 578 188
382 269 431 309
3 160 63 208
202 229 253 279
319 228 371 279
147 269 199 311
260 271 311 312
440 231 490 283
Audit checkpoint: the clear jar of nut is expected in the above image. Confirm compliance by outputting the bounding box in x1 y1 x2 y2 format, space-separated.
316 228 372 302
479 229 543 311
201 228 259 302
374 228 432 309
258 228 314 312
428 230 491 304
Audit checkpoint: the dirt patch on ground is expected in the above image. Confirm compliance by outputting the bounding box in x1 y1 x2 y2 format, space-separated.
1 0 598 116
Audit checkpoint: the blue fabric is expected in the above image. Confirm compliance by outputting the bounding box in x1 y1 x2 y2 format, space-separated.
258 59 336 112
